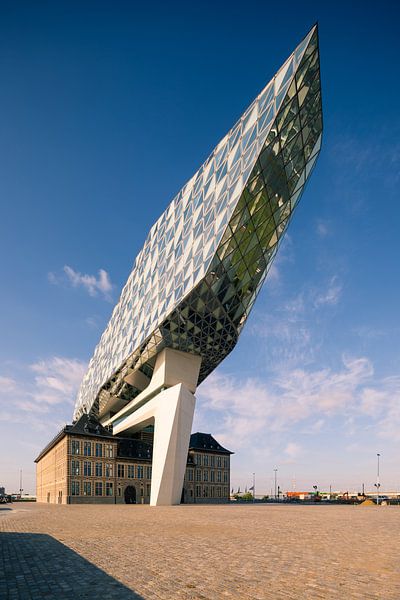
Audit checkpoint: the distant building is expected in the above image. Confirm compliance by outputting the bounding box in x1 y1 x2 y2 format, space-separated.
0 486 5 495
286 491 312 500
35 414 232 504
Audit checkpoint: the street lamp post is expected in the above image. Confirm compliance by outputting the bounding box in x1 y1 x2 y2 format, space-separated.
253 472 255 503
313 485 318 502
274 468 278 501
375 453 381 506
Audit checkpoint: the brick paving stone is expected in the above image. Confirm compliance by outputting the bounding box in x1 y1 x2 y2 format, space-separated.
0 503 400 599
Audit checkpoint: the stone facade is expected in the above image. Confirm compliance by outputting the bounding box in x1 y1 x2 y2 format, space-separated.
184 436 231 503
36 436 68 504
35 415 232 504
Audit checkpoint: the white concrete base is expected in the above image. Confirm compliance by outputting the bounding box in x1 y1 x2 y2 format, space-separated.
112 383 196 506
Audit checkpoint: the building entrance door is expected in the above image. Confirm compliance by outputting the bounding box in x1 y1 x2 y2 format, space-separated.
124 486 136 504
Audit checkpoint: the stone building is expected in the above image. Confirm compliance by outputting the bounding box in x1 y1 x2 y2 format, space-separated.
183 432 232 504
35 414 232 504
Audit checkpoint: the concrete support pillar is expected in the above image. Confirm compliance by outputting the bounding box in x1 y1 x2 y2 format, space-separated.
111 349 201 506
113 383 195 505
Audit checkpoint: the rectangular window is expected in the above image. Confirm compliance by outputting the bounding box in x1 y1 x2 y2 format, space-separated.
146 483 151 497
188 469 193 482
196 485 201 497
146 466 152 479
210 455 215 467
83 481 91 496
223 472 228 483
203 470 208 482
84 441 92 457
217 486 221 498
105 463 113 478
217 471 222 483
95 482 103 496
203 455 209 467
196 454 202 467
71 481 80 496
217 456 222 468
95 443 103 457
203 486 209 498
117 464 125 478
210 470 215 483
128 465 135 478
223 457 228 469
71 440 80 455
224 487 228 497
196 469 201 482
95 463 102 477
71 460 80 476
106 444 113 458
83 461 92 477
106 482 113 496
137 465 143 479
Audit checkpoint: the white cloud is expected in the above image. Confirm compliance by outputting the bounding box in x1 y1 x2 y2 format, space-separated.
313 276 342 307
48 265 113 301
30 357 87 407
47 271 58 285
0 357 87 420
0 376 16 392
85 316 99 329
302 418 325 434
284 442 303 459
197 354 400 449
266 263 279 283
316 221 329 238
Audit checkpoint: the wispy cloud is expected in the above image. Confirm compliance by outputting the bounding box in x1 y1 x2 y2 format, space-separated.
249 276 342 370
0 376 17 392
281 442 304 464
30 357 87 407
48 266 113 301
197 354 400 450
330 128 400 181
352 326 388 340
313 275 342 307
316 220 330 238
0 357 87 423
85 316 100 329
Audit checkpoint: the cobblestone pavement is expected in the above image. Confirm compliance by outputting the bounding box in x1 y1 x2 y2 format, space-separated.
1 503 399 599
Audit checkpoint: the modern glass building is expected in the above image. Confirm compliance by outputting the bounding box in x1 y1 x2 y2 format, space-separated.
73 25 323 505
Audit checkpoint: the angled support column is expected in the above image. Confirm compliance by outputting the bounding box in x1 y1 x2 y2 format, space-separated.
113 383 195 505
111 349 201 506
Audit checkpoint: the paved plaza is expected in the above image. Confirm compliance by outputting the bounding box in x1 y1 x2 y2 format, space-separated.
1 503 399 599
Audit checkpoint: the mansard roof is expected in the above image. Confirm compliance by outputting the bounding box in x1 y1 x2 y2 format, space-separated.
189 432 233 454
34 414 115 462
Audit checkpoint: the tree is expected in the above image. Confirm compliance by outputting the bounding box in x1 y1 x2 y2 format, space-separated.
240 492 254 502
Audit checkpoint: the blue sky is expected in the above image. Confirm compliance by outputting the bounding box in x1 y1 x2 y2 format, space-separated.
1 1 399 495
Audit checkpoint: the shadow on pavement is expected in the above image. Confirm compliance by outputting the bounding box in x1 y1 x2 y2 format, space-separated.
0 532 144 599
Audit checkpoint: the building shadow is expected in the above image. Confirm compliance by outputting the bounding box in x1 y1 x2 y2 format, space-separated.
0 532 144 599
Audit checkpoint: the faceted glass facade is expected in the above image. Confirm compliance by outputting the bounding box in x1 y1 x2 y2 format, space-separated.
74 26 322 420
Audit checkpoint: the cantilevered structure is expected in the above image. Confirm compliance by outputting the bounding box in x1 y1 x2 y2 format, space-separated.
74 26 323 505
